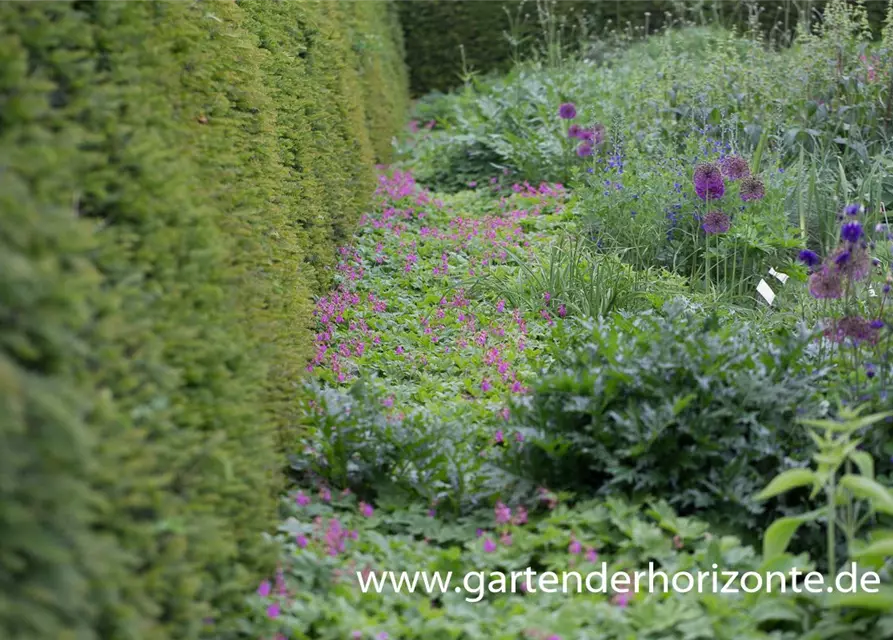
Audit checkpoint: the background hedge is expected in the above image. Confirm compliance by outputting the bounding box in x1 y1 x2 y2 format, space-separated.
398 0 890 96
0 1 407 639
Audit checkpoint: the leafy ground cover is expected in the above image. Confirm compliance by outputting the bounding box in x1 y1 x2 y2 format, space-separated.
241 2 893 638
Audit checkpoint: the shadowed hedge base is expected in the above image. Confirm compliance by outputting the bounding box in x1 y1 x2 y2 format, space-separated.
397 0 890 96
0 1 407 639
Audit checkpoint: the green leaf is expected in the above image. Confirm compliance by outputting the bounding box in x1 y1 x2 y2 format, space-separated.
799 411 893 433
672 393 696 416
848 451 874 480
839 475 893 515
755 469 816 501
763 516 806 559
851 539 893 559
826 586 893 611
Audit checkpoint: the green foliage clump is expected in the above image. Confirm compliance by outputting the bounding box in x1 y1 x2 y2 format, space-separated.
398 0 890 96
0 1 407 639
509 301 827 533
245 489 893 639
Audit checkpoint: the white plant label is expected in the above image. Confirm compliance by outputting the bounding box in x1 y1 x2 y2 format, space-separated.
757 279 775 305
768 267 789 284
869 286 878 298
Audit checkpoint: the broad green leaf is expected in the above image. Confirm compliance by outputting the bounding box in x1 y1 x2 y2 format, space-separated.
848 450 874 480
755 469 816 501
839 475 893 515
851 539 893 559
763 516 807 559
826 586 893 611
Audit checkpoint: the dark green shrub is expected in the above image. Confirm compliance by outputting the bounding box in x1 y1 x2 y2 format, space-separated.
508 300 827 533
0 1 407 638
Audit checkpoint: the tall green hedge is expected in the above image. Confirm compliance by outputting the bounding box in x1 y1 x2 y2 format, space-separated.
0 1 407 639
398 0 889 96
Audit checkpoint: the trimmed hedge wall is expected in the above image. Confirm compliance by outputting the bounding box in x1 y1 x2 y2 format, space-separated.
398 0 889 96
0 1 407 639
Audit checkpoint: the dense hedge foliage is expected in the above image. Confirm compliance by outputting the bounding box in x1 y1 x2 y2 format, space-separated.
0 1 407 639
398 0 890 95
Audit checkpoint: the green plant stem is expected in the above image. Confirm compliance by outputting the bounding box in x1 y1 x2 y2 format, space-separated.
827 472 837 577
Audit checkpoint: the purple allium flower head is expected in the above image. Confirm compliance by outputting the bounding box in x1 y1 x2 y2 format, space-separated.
845 203 861 216
558 102 577 119
826 316 881 344
569 539 582 555
808 266 843 299
841 220 864 243
568 123 582 138
257 580 272 597
719 155 750 180
266 603 280 619
359 502 374 518
702 210 731 234
483 538 497 553
295 491 310 507
296 534 308 549
577 142 593 157
693 163 725 200
831 245 871 281
739 176 765 201
798 249 821 267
